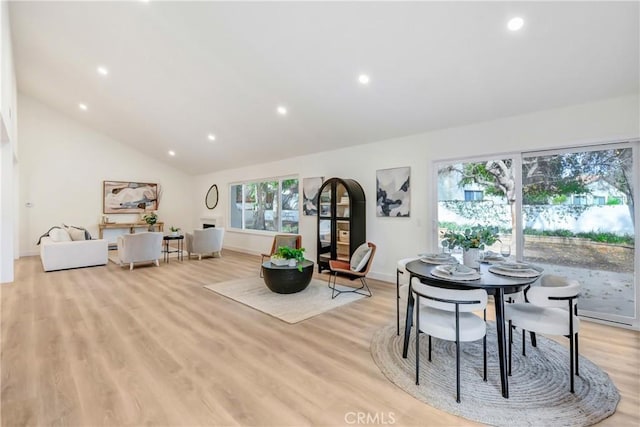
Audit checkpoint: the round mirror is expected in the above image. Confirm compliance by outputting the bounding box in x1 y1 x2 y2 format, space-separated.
205 184 219 209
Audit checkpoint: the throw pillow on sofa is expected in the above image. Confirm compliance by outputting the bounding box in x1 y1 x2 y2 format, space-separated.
65 227 86 241
49 227 72 242
63 224 92 240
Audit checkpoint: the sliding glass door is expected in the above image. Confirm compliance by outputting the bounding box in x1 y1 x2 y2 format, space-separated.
436 141 638 326
522 144 636 324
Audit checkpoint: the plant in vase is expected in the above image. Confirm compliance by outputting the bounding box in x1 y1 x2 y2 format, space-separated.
270 246 306 271
142 211 158 231
443 225 500 267
170 226 181 236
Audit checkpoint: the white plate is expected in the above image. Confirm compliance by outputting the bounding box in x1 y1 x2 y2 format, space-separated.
494 261 534 271
482 251 504 262
435 264 475 276
420 253 450 259
488 265 541 278
431 269 481 281
420 256 457 265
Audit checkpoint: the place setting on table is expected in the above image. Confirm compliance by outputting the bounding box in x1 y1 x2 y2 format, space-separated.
487 260 543 278
430 263 481 281
417 252 458 265
415 246 543 282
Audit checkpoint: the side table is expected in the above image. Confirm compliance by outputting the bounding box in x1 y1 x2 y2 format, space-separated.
163 234 184 263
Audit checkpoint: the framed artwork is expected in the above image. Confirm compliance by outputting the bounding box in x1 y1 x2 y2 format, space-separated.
376 167 410 217
103 180 158 214
303 176 324 215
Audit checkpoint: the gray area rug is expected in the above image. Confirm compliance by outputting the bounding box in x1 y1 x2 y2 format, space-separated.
371 323 619 426
203 277 364 323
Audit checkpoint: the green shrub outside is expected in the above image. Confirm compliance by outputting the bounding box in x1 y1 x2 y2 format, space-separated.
606 197 622 205
521 228 634 245
440 222 634 245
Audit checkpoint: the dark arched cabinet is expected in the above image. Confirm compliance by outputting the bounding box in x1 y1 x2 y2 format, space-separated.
317 178 366 273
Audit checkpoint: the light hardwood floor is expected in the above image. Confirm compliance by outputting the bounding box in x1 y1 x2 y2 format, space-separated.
2 251 639 426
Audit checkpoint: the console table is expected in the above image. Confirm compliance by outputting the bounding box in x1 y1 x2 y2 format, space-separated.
98 222 164 239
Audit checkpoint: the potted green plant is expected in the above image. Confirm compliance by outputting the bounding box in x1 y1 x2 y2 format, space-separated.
142 211 158 231
443 225 500 267
270 246 306 271
170 226 181 236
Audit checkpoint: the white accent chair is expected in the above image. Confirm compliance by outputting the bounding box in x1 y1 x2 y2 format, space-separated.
116 232 163 270
412 278 488 403
185 227 225 260
505 274 581 392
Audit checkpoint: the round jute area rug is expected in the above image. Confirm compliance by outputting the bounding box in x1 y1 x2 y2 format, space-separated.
371 323 619 426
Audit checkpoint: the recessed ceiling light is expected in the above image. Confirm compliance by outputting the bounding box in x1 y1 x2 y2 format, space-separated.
168 150 176 156
207 133 216 141
277 106 287 116
507 17 524 31
358 74 370 85
78 103 88 111
97 66 109 76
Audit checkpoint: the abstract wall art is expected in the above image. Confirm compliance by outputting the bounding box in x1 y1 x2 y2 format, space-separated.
376 167 410 217
302 177 323 215
103 180 158 214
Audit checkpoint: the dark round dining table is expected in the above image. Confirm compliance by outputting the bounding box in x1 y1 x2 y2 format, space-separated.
403 260 541 399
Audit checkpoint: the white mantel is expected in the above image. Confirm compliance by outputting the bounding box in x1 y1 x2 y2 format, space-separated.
200 215 222 227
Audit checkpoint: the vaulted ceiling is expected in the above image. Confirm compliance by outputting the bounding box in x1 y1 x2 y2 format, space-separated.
10 1 639 174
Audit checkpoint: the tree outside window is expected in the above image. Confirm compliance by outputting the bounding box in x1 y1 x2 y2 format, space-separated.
230 177 299 233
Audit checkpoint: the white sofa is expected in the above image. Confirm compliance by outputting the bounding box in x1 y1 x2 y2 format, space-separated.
40 236 109 272
116 232 164 270
185 227 225 260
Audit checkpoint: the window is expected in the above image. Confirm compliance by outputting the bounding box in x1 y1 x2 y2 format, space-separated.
464 190 484 201
230 176 299 233
593 196 606 205
573 195 587 205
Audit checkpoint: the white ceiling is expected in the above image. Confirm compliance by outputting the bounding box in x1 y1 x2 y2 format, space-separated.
9 1 639 175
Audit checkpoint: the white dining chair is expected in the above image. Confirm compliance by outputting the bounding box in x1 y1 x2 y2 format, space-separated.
505 274 581 392
412 278 488 403
396 257 420 335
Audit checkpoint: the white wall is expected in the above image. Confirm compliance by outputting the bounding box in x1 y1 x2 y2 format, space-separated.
18 94 195 256
0 0 17 283
194 94 640 283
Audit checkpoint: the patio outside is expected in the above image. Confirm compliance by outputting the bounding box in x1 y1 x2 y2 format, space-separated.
438 146 636 321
